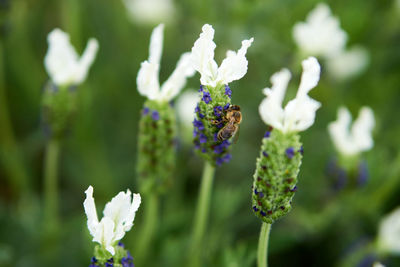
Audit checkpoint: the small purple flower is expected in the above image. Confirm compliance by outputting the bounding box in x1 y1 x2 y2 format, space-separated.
213 106 223 117
214 144 224 154
263 151 268 157
105 263 113 267
259 192 265 198
285 147 295 159
193 119 205 131
225 85 232 98
213 133 218 142
151 110 160 121
199 133 207 143
201 148 207 153
118 241 125 247
199 113 205 119
254 188 259 195
221 140 230 148
195 105 200 113
290 186 297 192
216 123 224 129
193 129 199 138
223 103 231 110
298 146 304 155
222 153 232 162
260 211 266 216
264 131 271 138
142 107 149 115
202 91 212 104
253 206 259 212
216 157 224 166
199 85 205 92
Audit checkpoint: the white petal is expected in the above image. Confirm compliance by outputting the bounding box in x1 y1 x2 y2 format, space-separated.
258 68 291 130
103 190 132 228
292 3 347 58
176 90 199 128
44 28 79 86
283 96 321 132
378 207 400 255
297 57 321 97
328 107 357 155
149 24 164 65
190 24 218 86
159 52 195 101
93 217 116 255
122 0 175 25
122 193 142 232
327 46 369 80
351 106 375 152
217 38 254 84
83 185 99 238
75 38 99 84
136 61 160 100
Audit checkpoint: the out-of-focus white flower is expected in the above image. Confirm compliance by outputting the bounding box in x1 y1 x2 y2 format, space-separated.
190 24 254 88
83 186 141 255
328 106 375 157
327 46 369 80
137 24 195 102
259 57 321 133
373 263 385 267
44 28 99 87
176 89 198 128
122 0 175 25
293 3 347 58
377 207 400 255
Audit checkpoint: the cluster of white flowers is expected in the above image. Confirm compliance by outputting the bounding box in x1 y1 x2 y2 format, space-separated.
328 106 375 157
190 24 254 88
83 186 141 255
377 207 400 255
122 0 175 25
293 3 368 80
44 28 99 87
137 24 195 102
258 57 321 133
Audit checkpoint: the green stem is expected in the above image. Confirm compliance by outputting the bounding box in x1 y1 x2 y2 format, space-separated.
135 194 159 264
257 222 272 267
189 161 216 267
43 138 60 232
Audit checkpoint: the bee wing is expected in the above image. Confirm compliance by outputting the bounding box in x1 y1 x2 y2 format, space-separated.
232 125 240 144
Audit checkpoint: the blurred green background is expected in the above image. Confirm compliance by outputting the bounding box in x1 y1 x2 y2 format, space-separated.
0 0 400 266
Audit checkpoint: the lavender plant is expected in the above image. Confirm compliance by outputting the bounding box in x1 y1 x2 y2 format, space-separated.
43 28 98 231
252 57 321 267
83 186 141 267
135 24 194 262
188 24 253 266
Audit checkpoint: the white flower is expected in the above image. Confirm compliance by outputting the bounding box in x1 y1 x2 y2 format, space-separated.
137 24 195 102
44 28 99 87
293 3 347 58
328 106 375 157
190 24 254 88
373 263 385 267
327 46 369 80
258 57 321 133
176 89 199 128
122 0 175 25
83 185 141 255
377 207 400 255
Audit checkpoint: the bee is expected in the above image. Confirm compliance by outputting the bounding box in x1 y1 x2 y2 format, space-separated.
217 105 242 141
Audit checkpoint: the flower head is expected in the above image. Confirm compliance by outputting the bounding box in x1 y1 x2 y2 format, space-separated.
378 207 400 255
137 24 195 102
328 106 375 157
190 24 254 88
83 186 141 255
326 46 369 80
44 28 99 87
259 57 321 133
293 3 347 58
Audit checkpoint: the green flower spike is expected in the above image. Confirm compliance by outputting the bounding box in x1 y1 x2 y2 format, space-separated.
252 57 321 223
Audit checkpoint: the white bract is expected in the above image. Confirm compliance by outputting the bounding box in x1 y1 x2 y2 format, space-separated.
137 24 195 102
122 0 175 25
259 57 321 133
176 89 199 128
83 186 141 255
44 28 99 87
293 3 347 58
190 24 254 88
327 46 369 80
328 106 375 157
377 207 400 255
